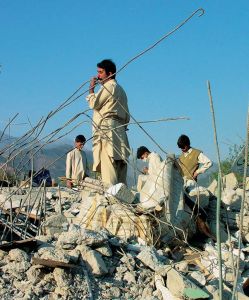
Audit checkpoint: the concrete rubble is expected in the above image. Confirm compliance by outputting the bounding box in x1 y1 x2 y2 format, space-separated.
0 172 248 299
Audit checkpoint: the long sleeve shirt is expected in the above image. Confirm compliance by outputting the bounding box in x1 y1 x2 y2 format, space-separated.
180 148 212 190
86 79 130 129
182 148 212 175
147 152 163 175
66 148 89 182
86 79 130 170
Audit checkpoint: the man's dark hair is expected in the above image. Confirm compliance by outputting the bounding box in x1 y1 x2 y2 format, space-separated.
177 134 190 149
137 146 150 159
75 135 86 143
97 59 116 79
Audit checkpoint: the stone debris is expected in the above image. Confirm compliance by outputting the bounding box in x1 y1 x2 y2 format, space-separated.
188 187 210 208
106 182 136 204
0 172 249 299
223 172 239 190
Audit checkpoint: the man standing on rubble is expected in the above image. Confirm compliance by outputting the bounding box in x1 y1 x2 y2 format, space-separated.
66 135 89 188
177 135 215 240
177 134 212 190
86 59 130 186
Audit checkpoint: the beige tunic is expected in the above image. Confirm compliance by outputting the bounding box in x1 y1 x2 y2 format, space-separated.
66 148 88 182
86 79 130 172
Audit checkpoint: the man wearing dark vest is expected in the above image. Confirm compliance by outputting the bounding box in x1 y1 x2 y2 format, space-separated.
177 134 212 191
177 134 215 240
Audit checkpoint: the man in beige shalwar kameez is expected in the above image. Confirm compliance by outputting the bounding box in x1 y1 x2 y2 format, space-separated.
66 135 89 188
86 59 130 186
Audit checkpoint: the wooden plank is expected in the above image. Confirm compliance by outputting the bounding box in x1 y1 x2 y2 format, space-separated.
0 238 37 251
31 256 78 269
15 208 41 221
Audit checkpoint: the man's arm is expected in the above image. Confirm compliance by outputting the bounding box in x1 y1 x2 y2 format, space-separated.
86 81 114 110
82 151 90 178
148 153 162 175
193 152 212 179
66 152 73 188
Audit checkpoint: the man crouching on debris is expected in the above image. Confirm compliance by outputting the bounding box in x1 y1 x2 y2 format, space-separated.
66 135 89 188
177 134 212 191
136 146 162 191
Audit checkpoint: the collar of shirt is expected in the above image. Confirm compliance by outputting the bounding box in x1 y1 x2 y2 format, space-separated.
183 147 193 157
147 152 153 161
102 78 116 86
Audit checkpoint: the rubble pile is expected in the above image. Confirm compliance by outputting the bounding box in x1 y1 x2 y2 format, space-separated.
0 172 249 299
0 226 224 299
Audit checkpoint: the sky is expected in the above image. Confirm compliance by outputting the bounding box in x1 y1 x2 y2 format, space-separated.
0 0 248 162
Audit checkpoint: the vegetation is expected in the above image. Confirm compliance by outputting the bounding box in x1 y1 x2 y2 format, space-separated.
210 143 245 184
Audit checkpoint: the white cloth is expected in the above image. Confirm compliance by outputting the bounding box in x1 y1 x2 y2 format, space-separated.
139 155 184 212
137 152 162 192
66 148 89 182
147 152 163 176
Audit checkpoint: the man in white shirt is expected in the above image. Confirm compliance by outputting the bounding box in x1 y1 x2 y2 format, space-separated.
136 146 163 191
86 59 130 186
66 135 89 188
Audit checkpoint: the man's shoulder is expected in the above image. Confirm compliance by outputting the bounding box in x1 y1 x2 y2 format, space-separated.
108 79 125 91
191 148 202 155
105 79 117 88
67 148 77 155
150 152 162 160
81 149 87 156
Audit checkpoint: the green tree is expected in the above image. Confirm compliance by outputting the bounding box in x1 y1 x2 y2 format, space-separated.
210 143 244 184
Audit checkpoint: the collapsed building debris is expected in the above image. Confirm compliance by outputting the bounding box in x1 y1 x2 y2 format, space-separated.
0 169 248 299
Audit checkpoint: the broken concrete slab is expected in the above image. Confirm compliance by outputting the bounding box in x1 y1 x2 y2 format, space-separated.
81 228 108 246
137 246 169 272
56 230 82 250
37 247 71 264
26 265 44 284
187 270 206 287
208 179 217 195
166 268 209 298
120 253 136 271
2 260 31 280
77 245 108 276
41 214 69 236
222 188 241 209
188 188 210 208
223 172 239 190
123 271 136 284
106 182 135 204
53 267 73 288
8 248 29 262
94 244 113 257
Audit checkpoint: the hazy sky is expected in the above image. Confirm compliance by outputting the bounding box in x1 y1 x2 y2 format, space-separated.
1 0 248 161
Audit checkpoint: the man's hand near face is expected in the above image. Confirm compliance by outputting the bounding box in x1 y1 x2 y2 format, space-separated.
193 171 198 181
143 167 149 175
67 180 72 189
89 77 98 94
